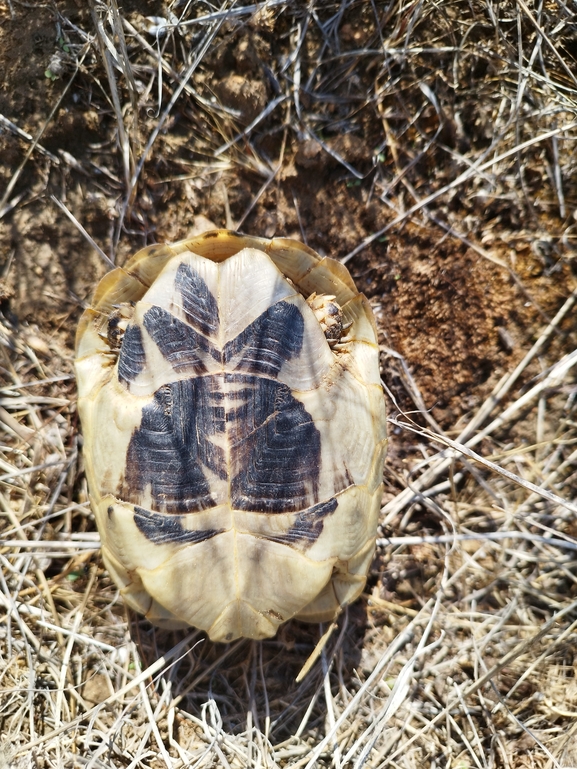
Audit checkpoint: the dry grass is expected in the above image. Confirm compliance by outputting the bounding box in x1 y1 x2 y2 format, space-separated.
1 0 577 766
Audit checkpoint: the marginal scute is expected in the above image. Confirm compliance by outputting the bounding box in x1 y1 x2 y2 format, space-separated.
76 230 386 643
126 242 188 289
296 257 358 305
341 294 380 344
88 267 145 315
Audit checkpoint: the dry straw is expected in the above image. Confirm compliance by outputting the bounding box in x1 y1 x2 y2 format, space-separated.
1 1 577 767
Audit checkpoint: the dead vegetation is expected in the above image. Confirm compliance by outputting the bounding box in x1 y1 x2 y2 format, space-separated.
1 0 577 766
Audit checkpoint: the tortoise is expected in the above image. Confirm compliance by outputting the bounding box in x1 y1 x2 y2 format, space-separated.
75 230 386 642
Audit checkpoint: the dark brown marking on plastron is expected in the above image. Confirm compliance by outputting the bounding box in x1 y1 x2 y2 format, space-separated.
202 231 219 239
285 497 338 543
107 505 114 518
117 324 146 384
228 374 321 513
265 498 338 546
334 465 355 492
121 291 321 515
133 506 223 545
224 301 304 378
175 263 219 336
143 306 213 374
122 377 226 513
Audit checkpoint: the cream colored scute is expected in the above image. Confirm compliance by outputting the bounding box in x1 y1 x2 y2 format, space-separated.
138 250 220 340
134 247 299 344
76 230 387 642
276 295 335 391
341 293 379 344
119 301 221 397
98 497 233 574
217 248 298 341
82 382 149 499
140 532 336 642
295 366 383 496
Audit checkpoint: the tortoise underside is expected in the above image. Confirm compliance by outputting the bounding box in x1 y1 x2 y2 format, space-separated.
76 237 386 641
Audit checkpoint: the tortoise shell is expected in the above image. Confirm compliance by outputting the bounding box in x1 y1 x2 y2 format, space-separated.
75 230 386 642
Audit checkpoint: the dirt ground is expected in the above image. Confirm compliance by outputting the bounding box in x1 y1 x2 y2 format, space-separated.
1 1 577 767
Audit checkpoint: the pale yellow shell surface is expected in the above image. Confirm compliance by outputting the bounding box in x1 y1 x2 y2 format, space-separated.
75 230 386 642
